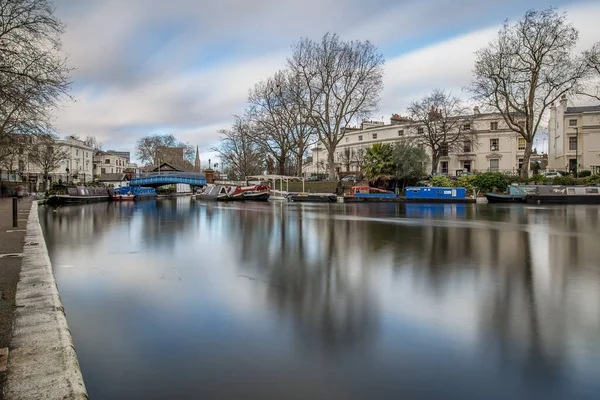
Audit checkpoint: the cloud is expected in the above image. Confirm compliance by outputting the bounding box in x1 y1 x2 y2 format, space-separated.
50 0 599 163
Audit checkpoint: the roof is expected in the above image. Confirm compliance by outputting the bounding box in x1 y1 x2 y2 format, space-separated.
566 105 600 114
97 173 128 182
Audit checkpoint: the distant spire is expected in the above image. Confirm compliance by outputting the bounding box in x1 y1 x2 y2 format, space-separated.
194 145 201 172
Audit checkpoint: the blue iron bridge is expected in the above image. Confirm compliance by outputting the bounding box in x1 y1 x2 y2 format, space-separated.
130 171 206 187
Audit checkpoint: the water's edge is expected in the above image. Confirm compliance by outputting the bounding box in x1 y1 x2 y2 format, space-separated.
5 201 87 399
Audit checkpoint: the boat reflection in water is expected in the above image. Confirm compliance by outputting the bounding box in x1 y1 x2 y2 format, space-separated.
40 200 600 399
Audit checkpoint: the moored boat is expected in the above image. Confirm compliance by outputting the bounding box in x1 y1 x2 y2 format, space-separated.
485 185 537 203
239 185 270 201
286 193 337 203
526 185 600 204
195 184 229 201
47 185 114 205
405 186 474 203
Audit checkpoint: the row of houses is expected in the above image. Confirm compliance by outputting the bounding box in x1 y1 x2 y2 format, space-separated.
0 136 140 191
307 97 600 177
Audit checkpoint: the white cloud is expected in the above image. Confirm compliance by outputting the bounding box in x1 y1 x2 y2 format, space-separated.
50 0 600 163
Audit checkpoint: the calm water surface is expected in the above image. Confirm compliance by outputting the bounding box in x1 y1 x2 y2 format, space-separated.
40 199 600 399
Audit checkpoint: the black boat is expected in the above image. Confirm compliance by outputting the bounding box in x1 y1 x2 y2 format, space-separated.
526 185 600 204
485 185 537 203
286 193 337 203
47 186 114 205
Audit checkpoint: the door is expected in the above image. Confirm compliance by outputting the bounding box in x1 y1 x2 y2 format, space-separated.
463 161 471 172
569 159 577 174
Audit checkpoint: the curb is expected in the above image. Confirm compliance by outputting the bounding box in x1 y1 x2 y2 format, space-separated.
4 201 88 399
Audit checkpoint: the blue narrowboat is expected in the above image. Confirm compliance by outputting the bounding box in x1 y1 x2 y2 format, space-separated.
405 186 471 203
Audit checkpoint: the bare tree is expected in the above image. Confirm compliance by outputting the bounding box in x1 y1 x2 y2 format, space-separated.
84 136 103 150
247 69 315 176
0 0 71 146
339 147 352 173
351 147 366 174
288 33 385 179
0 134 28 176
468 8 589 177
408 89 471 174
247 71 293 175
135 134 194 168
28 132 68 188
213 116 264 180
581 42 600 101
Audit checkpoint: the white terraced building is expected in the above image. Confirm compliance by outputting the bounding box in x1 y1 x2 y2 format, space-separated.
309 108 538 177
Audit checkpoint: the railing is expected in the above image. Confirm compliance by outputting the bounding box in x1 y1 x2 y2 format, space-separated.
134 171 206 179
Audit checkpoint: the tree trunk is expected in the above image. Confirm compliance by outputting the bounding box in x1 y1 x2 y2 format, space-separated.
431 153 440 175
521 141 533 178
327 150 336 180
297 159 303 178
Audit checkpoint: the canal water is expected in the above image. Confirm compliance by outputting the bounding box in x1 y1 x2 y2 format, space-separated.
40 199 600 399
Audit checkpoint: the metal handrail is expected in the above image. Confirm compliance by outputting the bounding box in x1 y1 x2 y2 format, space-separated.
134 171 206 178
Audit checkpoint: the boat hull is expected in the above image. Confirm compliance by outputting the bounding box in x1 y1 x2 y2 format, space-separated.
243 192 270 201
287 194 337 203
47 195 111 205
485 193 526 203
525 195 600 204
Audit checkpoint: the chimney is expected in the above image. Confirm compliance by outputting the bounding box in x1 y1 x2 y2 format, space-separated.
560 95 568 112
473 106 480 115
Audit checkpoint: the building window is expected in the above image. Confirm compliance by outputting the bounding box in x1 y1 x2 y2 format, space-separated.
490 138 499 151
398 129 404 136
76 149 79 156
372 133 377 139
518 158 523 170
490 121 498 131
517 120 525 129
417 127 424 135
569 136 577 151
105 159 110 164
345 137 349 142
358 135 363 141
463 140 471 153
518 138 526 150
569 119 577 127
440 143 448 157
101 168 106 174
462 124 470 131
489 159 499 172
440 161 448 174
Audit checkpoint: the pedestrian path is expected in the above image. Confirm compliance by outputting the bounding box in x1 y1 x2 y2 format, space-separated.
0 197 32 397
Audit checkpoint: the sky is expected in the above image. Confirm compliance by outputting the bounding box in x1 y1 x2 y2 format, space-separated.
52 0 600 165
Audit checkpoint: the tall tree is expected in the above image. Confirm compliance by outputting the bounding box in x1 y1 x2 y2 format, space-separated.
581 42 600 101
213 116 264 180
84 136 103 150
408 89 471 174
0 0 71 146
393 141 429 189
28 132 68 188
288 33 385 179
469 8 589 177
135 134 194 167
247 70 315 176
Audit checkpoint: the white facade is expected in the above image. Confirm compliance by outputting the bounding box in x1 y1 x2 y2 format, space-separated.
548 97 600 175
18 136 94 188
310 110 531 176
94 151 128 176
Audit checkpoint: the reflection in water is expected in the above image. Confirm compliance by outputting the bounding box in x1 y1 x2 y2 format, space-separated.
41 200 600 399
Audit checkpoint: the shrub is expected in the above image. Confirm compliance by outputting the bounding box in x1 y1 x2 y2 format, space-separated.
430 175 455 187
531 174 545 183
552 175 576 185
579 170 591 177
584 175 600 185
473 172 508 193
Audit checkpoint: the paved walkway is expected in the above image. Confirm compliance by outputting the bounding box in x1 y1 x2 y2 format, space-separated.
0 197 32 399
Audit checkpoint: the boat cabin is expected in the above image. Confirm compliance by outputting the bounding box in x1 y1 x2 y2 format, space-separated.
406 186 467 199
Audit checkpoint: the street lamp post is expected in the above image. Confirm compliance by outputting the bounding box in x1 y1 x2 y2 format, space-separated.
575 126 579 178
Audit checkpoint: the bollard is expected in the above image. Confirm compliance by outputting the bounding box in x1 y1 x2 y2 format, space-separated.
13 197 18 227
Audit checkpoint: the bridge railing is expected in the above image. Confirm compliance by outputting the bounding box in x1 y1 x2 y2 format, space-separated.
133 171 206 179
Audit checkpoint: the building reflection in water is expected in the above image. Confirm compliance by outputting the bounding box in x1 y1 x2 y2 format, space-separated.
40 200 600 399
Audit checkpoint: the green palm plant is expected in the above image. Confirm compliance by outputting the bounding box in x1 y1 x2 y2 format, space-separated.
363 143 395 186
